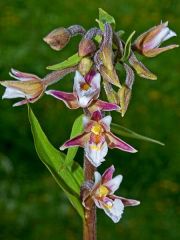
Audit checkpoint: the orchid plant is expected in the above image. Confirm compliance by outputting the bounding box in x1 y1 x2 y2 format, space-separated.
0 9 178 240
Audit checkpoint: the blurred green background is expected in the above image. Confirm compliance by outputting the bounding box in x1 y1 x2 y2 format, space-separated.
0 0 179 239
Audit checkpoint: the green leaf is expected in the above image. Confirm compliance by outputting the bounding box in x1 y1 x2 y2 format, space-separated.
111 123 165 146
121 31 136 62
65 114 84 166
47 53 82 70
116 30 125 38
97 8 116 31
28 106 84 218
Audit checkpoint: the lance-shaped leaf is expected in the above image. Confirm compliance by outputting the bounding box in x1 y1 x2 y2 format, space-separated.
111 123 165 146
96 8 116 31
121 31 136 62
129 52 157 80
47 53 82 70
28 106 84 218
65 115 84 167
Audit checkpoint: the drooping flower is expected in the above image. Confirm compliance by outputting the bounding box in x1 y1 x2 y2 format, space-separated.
83 165 140 223
0 69 45 106
46 69 101 108
133 21 179 57
60 111 137 167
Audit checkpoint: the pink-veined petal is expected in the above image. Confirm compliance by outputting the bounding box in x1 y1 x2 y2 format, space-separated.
85 69 97 84
143 27 169 50
106 132 137 153
91 110 102 121
10 68 40 81
111 195 140 207
89 72 101 89
45 90 79 109
60 132 90 150
95 99 120 112
104 175 123 194
102 165 115 183
99 115 112 132
13 92 43 107
93 198 102 209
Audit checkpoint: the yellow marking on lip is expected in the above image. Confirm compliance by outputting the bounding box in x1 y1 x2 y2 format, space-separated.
91 123 103 135
90 145 101 151
80 82 90 91
97 185 109 198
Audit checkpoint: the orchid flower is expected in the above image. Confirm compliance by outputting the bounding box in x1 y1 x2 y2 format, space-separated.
0 69 45 107
133 21 179 57
60 111 137 167
46 69 101 108
83 165 140 223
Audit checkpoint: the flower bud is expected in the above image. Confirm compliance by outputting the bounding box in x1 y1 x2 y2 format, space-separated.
118 85 131 117
78 57 93 76
78 39 96 57
43 27 71 51
133 22 178 57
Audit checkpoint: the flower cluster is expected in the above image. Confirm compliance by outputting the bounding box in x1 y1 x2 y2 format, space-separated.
0 11 178 223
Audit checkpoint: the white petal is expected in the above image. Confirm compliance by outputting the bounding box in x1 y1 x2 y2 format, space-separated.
73 71 85 91
2 87 25 99
93 198 102 208
103 199 124 223
83 115 90 128
85 142 108 167
163 29 177 41
78 95 93 108
100 115 112 128
104 175 123 194
152 27 169 47
94 172 102 185
91 73 101 89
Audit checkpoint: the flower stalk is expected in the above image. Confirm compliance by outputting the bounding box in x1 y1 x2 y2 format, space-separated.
83 156 96 240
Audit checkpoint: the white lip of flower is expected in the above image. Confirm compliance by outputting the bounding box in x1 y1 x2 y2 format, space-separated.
85 141 108 167
2 87 27 99
73 70 101 108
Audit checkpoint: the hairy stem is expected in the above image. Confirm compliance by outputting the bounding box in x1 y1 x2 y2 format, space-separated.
83 156 96 240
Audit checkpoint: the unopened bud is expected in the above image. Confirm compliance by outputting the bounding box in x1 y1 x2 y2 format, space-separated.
118 85 131 117
78 57 93 76
133 22 178 57
43 27 71 51
78 39 96 57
